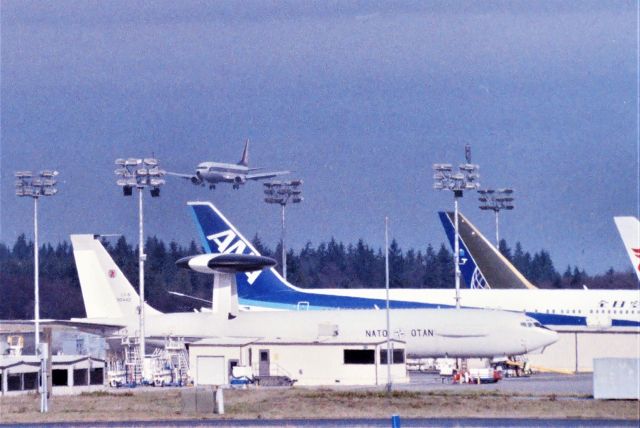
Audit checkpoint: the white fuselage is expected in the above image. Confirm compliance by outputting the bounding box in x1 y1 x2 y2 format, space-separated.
196 162 248 184
78 308 557 358
291 288 640 329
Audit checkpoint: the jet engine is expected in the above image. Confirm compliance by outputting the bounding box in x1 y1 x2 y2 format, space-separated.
176 253 276 274
191 171 203 185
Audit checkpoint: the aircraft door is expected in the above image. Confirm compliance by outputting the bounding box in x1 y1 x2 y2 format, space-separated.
259 349 270 376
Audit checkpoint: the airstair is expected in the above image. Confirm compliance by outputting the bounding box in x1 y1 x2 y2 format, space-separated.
148 337 190 386
121 336 143 385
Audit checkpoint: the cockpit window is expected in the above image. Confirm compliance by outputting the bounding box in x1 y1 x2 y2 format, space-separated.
533 322 542 328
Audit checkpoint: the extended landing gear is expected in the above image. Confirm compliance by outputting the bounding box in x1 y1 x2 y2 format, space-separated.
209 184 216 190
232 184 240 190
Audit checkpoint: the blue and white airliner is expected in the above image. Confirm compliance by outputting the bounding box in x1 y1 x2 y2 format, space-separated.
189 201 640 330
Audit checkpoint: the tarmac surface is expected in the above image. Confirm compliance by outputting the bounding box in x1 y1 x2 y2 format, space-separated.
401 371 593 396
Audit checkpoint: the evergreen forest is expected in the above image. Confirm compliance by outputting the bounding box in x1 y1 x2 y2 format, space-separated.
1 234 637 320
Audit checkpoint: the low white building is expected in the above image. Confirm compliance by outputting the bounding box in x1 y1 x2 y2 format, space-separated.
187 337 408 386
527 328 640 373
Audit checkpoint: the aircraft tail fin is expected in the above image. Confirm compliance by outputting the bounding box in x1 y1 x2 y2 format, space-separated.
238 139 250 166
188 201 301 304
614 216 640 281
70 234 162 319
438 212 537 289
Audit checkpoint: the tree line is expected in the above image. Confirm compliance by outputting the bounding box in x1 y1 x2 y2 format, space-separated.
1 234 637 319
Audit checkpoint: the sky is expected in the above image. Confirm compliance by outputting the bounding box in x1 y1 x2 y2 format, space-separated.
1 0 638 277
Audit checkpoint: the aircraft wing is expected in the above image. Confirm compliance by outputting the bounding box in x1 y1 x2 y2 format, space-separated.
166 171 196 180
246 170 290 180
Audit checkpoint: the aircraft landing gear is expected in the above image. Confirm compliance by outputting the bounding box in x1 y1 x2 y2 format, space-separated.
209 184 216 190
232 184 240 190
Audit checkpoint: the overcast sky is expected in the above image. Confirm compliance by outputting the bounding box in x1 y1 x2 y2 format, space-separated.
1 1 638 277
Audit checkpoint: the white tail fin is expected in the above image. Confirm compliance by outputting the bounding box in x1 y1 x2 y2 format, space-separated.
238 139 249 166
614 216 640 281
70 234 161 319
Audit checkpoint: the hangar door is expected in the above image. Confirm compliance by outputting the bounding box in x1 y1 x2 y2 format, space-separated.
196 356 226 386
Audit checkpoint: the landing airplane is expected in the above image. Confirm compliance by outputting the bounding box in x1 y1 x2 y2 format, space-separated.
188 201 640 329
614 216 640 281
68 234 557 358
167 139 289 189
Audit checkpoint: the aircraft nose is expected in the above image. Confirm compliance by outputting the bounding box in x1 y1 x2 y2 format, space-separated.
529 327 559 352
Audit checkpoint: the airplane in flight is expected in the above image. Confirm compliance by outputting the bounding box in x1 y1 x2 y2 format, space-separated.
614 216 640 281
68 234 557 358
167 139 290 189
188 201 640 329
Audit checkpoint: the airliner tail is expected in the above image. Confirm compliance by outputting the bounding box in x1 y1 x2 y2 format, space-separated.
188 201 299 305
438 212 537 289
70 234 162 320
238 139 250 166
614 216 640 281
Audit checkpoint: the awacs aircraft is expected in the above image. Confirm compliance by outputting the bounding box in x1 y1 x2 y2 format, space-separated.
68 234 557 358
167 139 289 189
614 216 640 281
188 201 640 329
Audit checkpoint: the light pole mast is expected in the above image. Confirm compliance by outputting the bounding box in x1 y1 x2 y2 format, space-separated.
15 169 59 413
137 183 146 380
115 158 165 383
384 216 391 393
478 188 515 249
433 146 480 308
264 180 303 281
281 203 286 281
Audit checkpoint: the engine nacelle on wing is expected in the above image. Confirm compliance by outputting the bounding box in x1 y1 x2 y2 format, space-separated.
191 172 203 185
176 253 276 274
233 176 245 184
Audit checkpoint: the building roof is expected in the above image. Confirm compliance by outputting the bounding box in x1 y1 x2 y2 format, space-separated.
188 336 405 347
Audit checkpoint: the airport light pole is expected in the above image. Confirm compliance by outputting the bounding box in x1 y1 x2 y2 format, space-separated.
478 188 515 248
433 148 480 309
384 216 392 393
15 169 59 412
114 158 165 383
263 180 303 281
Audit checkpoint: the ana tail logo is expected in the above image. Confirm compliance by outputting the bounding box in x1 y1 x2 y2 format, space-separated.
206 229 261 284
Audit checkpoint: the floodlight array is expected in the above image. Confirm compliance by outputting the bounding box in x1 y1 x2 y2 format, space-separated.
114 158 166 197
478 188 515 212
264 180 304 205
432 162 480 195
15 170 59 198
